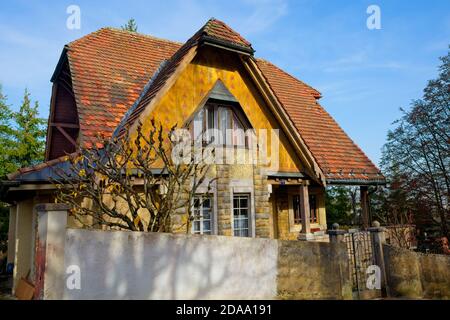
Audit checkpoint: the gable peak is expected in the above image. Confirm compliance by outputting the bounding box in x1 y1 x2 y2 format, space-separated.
195 18 254 54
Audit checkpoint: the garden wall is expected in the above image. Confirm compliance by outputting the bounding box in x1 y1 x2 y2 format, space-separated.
383 244 450 299
35 205 352 300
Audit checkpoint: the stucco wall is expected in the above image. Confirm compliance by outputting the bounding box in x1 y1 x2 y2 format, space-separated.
56 228 350 300
64 229 278 300
383 244 450 299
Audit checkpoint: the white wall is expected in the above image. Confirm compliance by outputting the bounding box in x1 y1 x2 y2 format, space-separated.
63 229 278 300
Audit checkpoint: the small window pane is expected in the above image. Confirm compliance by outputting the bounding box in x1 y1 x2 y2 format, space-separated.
309 195 317 223
233 194 250 237
293 195 301 224
192 196 214 235
193 221 201 233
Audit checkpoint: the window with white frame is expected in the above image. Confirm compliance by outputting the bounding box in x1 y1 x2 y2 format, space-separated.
192 196 213 235
190 102 250 147
233 194 250 237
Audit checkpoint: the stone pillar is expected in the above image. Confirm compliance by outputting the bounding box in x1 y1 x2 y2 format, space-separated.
216 165 232 236
254 166 270 238
298 181 313 241
360 186 370 229
368 220 390 296
35 203 69 300
328 223 347 243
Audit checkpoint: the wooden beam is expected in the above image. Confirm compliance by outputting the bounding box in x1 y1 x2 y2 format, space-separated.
45 82 58 161
58 79 75 98
50 122 79 129
299 183 312 238
241 56 326 186
360 186 370 229
55 126 77 146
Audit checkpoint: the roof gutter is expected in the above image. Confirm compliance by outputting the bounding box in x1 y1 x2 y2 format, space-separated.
326 178 387 186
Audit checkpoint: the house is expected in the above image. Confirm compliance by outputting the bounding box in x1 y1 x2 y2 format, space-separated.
1 19 385 289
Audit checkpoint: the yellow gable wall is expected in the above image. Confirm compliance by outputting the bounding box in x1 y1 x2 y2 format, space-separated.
136 46 303 173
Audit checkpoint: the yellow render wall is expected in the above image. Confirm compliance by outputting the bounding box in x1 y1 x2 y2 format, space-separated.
136 46 303 173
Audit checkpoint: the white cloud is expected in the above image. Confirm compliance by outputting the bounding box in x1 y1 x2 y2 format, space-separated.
239 0 288 34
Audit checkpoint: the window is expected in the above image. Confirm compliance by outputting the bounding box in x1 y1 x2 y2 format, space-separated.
233 194 250 237
190 103 249 147
309 194 318 223
192 196 213 235
293 195 301 224
292 194 318 224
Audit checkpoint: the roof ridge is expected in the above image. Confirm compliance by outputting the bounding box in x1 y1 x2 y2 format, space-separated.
102 27 184 45
206 18 252 47
67 27 184 48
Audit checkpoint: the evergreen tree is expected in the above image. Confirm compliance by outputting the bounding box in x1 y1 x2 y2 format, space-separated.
0 85 15 178
121 18 138 32
10 89 46 168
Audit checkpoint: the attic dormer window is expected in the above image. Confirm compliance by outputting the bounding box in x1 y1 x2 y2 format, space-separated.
190 102 250 148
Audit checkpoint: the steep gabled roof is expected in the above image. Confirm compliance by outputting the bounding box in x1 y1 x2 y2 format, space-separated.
256 60 383 183
65 27 181 147
46 18 383 184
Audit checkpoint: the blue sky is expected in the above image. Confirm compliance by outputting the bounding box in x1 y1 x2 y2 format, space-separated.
0 0 449 165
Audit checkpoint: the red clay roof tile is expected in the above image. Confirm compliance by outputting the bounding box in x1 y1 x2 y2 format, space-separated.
61 19 383 183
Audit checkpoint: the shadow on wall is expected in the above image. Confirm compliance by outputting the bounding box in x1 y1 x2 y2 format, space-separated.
276 240 351 300
383 244 450 299
63 230 279 300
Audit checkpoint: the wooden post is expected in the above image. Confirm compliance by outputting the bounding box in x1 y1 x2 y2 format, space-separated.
298 181 313 241
360 186 370 230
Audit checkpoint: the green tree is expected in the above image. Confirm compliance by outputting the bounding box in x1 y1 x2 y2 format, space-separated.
121 18 138 32
0 85 15 178
325 186 355 227
381 48 450 240
0 87 46 258
10 89 46 168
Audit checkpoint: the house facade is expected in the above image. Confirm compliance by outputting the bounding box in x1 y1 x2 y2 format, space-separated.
1 19 385 288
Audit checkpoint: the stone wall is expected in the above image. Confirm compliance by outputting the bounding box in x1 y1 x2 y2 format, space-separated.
36 207 351 300
277 240 352 299
383 244 450 299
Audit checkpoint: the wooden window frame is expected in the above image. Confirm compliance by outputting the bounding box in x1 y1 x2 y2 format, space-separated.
191 195 214 235
288 190 320 233
232 193 251 237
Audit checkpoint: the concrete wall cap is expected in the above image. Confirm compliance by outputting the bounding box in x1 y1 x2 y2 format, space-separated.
327 230 347 235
